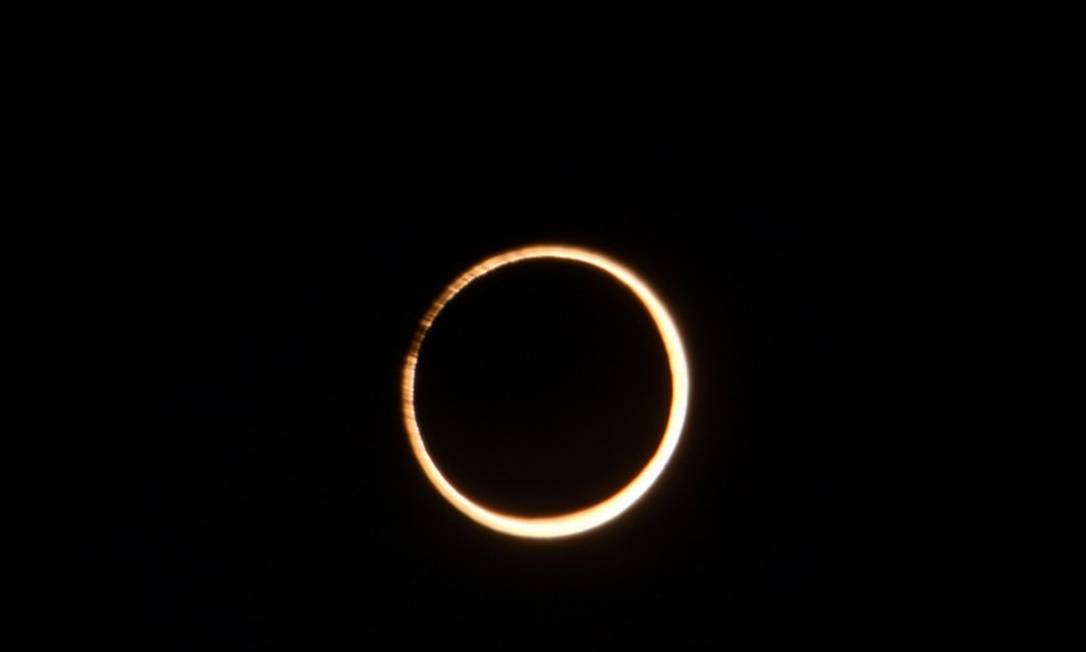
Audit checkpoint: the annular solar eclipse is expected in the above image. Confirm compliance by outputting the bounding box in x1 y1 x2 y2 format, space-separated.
401 245 690 539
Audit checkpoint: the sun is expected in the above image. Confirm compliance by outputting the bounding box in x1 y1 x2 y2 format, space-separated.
401 245 690 539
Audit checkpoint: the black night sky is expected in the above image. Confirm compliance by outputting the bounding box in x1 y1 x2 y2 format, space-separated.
69 87 916 647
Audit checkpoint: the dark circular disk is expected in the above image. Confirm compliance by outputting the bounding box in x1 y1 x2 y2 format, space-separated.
413 258 672 516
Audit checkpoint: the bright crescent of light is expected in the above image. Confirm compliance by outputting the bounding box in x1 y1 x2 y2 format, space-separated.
401 245 690 539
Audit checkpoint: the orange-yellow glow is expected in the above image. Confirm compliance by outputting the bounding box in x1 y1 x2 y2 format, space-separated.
401 245 690 539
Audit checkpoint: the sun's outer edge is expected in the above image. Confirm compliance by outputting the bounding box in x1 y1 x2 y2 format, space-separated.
401 245 690 539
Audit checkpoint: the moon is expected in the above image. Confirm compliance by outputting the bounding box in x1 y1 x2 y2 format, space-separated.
401 245 690 539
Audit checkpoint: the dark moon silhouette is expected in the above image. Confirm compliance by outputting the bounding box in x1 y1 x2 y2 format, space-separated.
413 258 672 516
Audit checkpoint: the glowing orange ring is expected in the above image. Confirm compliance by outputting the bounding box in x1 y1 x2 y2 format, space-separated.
402 245 690 539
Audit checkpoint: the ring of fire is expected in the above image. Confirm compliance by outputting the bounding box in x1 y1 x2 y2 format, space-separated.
401 245 690 539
